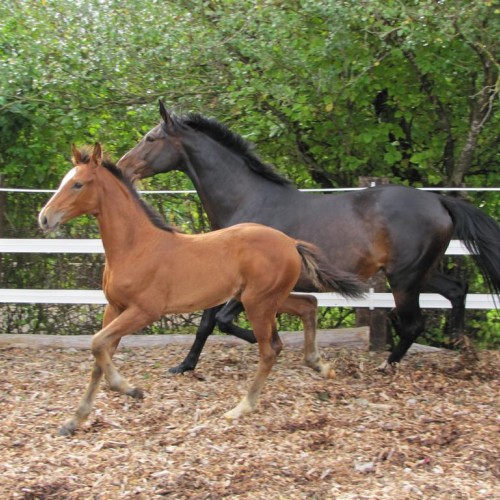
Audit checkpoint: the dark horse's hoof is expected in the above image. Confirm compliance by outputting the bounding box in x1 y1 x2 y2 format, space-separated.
168 363 194 375
376 360 398 372
127 387 145 400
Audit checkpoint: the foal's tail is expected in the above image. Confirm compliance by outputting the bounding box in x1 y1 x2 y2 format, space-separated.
296 241 365 298
439 195 500 299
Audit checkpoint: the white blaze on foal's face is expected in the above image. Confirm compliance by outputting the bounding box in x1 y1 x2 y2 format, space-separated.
38 165 92 232
59 167 78 188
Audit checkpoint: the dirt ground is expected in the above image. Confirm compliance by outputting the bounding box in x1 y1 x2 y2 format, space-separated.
0 338 498 499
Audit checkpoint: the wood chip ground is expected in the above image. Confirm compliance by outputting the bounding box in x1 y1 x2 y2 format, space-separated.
0 334 498 499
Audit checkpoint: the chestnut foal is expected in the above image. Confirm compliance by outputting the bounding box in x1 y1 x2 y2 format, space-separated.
39 144 363 435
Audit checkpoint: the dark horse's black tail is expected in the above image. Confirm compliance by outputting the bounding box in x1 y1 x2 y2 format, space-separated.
439 196 500 300
296 241 365 298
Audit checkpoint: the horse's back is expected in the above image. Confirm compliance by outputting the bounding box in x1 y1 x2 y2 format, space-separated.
288 185 454 277
180 222 301 277
348 185 453 277
360 185 453 242
202 223 303 301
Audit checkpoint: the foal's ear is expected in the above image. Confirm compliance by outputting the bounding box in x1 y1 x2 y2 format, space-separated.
71 144 82 165
91 143 103 168
159 99 177 133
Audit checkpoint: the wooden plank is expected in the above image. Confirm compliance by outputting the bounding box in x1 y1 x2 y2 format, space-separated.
0 327 370 351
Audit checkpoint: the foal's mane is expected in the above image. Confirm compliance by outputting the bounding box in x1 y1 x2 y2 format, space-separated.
175 113 292 186
77 147 178 233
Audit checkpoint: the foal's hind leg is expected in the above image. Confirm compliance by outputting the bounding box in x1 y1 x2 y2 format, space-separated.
60 306 152 435
279 294 334 378
218 295 332 377
224 308 282 420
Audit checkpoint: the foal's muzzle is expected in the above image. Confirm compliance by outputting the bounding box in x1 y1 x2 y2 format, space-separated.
38 207 63 233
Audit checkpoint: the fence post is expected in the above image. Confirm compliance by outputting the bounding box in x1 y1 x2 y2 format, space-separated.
356 176 390 351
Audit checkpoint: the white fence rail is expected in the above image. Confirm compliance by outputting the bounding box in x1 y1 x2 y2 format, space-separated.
1 239 498 310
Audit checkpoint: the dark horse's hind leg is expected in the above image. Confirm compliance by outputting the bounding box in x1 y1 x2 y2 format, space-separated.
383 291 426 368
425 272 468 342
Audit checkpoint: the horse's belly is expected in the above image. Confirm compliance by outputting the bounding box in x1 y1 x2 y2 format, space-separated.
158 270 242 314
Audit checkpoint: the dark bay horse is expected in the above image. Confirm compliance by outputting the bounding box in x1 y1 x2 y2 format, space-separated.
118 102 500 371
39 144 363 435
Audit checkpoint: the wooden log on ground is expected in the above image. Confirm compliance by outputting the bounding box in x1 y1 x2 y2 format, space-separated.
0 327 370 350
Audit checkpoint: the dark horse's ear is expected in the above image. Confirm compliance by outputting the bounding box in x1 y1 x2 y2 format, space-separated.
91 143 103 168
159 99 177 133
71 144 82 165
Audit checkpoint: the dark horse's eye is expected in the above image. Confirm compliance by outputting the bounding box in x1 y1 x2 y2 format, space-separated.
146 135 155 143
73 181 83 190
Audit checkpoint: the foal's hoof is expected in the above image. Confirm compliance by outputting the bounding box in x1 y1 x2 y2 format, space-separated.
318 363 336 379
224 409 241 421
224 399 253 421
127 387 144 400
58 423 76 437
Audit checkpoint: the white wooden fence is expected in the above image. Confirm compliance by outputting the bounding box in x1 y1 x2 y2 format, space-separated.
1 238 498 310
1 186 498 310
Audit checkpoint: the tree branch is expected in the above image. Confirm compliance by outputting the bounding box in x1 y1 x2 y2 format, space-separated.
259 100 334 188
403 50 456 183
451 21 499 186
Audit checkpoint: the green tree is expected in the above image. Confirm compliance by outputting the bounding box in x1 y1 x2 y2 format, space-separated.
1 0 498 191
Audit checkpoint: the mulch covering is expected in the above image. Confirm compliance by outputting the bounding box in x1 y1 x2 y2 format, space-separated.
0 341 498 499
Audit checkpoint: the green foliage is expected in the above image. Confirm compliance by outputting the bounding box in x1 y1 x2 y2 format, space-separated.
1 0 498 189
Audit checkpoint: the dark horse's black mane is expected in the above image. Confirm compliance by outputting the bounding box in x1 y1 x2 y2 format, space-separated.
77 147 178 233
174 113 292 186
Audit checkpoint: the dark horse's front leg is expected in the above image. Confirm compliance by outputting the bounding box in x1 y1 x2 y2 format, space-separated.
215 299 257 343
169 305 221 374
169 300 257 374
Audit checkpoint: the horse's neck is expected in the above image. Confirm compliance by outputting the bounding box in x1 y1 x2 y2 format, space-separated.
183 137 280 228
96 177 158 263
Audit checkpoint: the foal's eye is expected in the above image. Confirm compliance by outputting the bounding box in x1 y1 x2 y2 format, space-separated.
146 135 155 143
73 181 83 190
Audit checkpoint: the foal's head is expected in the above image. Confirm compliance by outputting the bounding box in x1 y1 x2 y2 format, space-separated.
40 143 178 235
39 144 105 233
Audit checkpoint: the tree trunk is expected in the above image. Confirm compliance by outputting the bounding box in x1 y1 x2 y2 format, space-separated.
450 27 499 186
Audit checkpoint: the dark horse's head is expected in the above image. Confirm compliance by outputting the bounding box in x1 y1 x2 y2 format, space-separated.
118 101 186 179
118 100 289 185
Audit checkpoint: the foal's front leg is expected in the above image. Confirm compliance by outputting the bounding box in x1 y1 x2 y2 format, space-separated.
59 305 119 436
59 307 152 436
